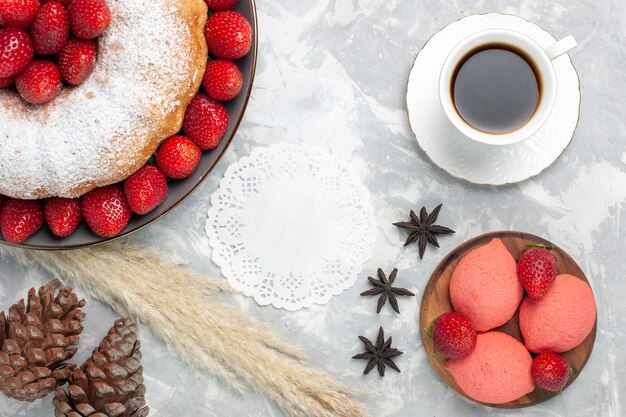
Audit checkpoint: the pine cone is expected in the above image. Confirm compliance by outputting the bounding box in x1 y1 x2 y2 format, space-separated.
0 279 86 401
54 318 149 417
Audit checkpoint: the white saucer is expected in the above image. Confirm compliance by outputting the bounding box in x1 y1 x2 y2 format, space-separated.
406 13 580 185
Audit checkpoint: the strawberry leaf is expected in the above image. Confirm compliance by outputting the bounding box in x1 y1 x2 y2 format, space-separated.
526 242 554 250
426 325 433 339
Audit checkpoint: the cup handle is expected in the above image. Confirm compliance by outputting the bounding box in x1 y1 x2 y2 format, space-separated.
545 36 577 60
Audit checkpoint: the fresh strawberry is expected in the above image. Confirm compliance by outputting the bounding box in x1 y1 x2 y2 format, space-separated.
531 352 570 392
44 197 81 237
67 0 110 39
0 195 6 211
0 28 34 78
203 59 242 101
518 244 558 299
81 185 131 238
429 312 477 359
15 59 62 104
203 0 239 11
44 0 71 6
0 0 41 29
57 37 96 84
123 164 168 215
0 76 13 87
183 93 228 150
0 198 44 243
204 11 252 59
156 135 201 179
31 1 69 55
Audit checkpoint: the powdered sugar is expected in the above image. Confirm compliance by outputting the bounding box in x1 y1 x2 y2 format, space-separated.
0 0 206 199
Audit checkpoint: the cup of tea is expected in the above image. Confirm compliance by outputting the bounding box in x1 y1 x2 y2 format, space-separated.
439 29 577 146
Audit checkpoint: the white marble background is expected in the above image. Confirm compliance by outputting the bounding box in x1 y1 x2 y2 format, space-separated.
1 0 625 416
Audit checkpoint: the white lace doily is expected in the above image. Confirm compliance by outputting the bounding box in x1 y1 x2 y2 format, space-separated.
206 143 376 310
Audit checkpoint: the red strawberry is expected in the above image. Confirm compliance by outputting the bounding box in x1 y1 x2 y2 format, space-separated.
57 37 96 84
204 11 252 59
31 1 69 55
15 59 62 104
44 197 81 237
156 135 201 179
531 352 570 392
183 93 228 150
518 244 558 299
44 0 71 6
0 28 34 78
0 198 44 243
67 0 110 39
81 185 131 238
203 0 239 11
0 76 13 87
203 59 242 101
0 195 6 211
0 0 41 29
430 312 477 359
123 164 168 215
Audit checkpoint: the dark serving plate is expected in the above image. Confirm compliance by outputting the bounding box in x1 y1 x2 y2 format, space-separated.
1 0 258 251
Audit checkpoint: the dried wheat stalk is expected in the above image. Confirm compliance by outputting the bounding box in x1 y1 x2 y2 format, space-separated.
1 242 367 417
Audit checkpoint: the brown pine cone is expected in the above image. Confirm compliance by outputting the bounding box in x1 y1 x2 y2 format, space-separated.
0 279 86 401
54 318 149 417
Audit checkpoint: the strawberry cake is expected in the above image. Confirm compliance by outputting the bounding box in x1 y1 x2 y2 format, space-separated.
0 0 208 199
519 274 596 353
449 238 524 332
0 0 253 243
445 331 534 404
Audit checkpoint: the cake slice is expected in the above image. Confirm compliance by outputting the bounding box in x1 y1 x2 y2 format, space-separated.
445 331 534 404
519 274 596 353
449 238 523 332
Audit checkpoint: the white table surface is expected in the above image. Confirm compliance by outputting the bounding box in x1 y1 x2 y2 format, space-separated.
1 0 624 416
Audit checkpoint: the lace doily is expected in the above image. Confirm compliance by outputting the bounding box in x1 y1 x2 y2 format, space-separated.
206 143 376 310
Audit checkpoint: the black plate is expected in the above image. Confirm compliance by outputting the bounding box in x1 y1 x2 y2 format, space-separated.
1 0 258 250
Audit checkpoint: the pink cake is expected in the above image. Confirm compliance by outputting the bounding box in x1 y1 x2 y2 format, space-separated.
445 331 534 404
520 274 596 353
449 238 524 332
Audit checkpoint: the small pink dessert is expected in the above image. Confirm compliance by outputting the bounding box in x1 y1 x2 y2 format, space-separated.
445 331 534 404
520 274 596 353
450 238 523 332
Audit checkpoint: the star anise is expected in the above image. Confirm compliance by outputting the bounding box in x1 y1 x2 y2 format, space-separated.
360 268 415 314
393 203 455 259
352 327 403 377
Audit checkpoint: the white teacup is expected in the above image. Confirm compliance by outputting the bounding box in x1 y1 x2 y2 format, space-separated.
439 29 577 146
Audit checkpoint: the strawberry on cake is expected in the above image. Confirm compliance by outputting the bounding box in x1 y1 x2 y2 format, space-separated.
449 238 524 332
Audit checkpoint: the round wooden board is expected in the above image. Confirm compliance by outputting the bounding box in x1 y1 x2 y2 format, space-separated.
419 231 597 408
